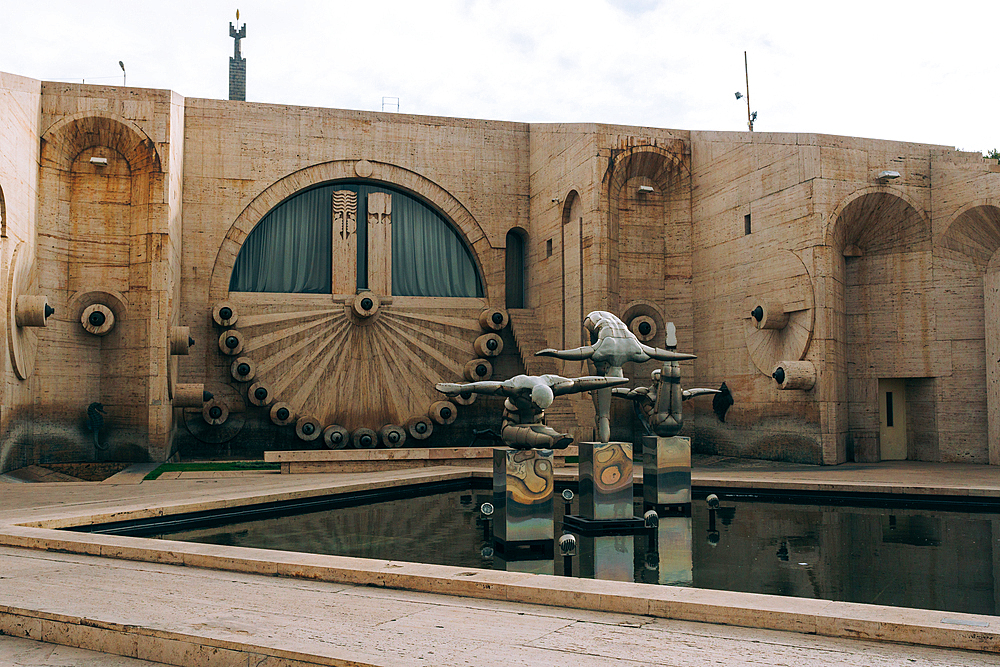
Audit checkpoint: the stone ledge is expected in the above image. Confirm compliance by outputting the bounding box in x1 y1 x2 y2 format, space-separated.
0 527 996 656
264 446 579 473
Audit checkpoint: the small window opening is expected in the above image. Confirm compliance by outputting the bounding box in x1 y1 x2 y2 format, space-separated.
546 239 553 257
886 392 894 427
744 213 752 235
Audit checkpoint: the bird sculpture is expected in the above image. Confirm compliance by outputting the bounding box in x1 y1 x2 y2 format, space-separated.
436 373 629 450
536 311 695 442
611 322 718 437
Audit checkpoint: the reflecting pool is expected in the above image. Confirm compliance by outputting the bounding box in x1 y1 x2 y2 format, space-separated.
131 485 1000 616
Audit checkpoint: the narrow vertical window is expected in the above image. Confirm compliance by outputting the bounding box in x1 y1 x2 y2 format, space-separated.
886 392 894 427
505 230 525 309
744 213 752 235
546 239 553 257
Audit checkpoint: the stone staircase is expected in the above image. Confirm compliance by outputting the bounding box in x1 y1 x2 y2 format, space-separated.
507 309 594 440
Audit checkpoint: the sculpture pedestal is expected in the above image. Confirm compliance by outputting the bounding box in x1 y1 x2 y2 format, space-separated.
563 441 644 534
492 448 555 552
643 435 691 510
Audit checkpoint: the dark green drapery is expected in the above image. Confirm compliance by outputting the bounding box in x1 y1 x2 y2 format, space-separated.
229 187 332 293
230 181 482 297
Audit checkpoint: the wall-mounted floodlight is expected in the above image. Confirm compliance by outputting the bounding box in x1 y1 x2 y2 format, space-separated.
89 157 108 166
638 185 655 194
877 170 901 182
551 197 561 204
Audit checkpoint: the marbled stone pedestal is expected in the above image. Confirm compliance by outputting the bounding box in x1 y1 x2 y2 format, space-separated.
492 448 555 553
564 441 644 534
643 435 691 509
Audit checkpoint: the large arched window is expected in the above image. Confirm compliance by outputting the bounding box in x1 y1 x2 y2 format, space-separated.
230 181 483 297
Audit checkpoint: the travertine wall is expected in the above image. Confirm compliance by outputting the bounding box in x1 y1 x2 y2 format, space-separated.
29 83 184 464
3 71 1000 468
0 73 42 471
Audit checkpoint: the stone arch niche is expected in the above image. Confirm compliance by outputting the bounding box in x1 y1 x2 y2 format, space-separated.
939 201 1000 464
602 142 691 381
559 191 585 352
35 112 167 461
829 189 936 463
207 160 497 439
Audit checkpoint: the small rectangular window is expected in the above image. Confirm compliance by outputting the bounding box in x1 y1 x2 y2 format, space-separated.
546 239 553 257
886 392 894 427
744 214 752 235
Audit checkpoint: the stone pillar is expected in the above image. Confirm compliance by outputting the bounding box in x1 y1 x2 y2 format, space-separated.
492 448 554 546
643 435 691 507
578 441 634 520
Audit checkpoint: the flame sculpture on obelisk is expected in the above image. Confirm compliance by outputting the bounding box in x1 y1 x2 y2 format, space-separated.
229 10 246 101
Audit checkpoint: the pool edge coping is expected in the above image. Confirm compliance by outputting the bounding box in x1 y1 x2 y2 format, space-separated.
0 467 998 656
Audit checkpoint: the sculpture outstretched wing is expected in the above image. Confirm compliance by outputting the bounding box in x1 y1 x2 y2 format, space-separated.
536 345 595 361
435 381 508 397
682 387 721 400
547 375 630 396
638 343 697 362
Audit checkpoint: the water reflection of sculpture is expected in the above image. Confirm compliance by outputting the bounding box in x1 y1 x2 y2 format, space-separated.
435 374 629 449
612 322 720 437
536 311 696 442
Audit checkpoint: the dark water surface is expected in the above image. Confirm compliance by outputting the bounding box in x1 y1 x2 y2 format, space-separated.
151 487 999 616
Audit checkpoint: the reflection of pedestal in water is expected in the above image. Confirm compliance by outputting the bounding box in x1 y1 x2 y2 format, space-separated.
495 554 554 574
643 515 693 586
492 448 555 555
643 435 691 509
577 533 635 581
563 442 645 533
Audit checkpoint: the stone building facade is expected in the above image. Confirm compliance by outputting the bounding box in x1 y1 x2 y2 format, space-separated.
1 70 998 470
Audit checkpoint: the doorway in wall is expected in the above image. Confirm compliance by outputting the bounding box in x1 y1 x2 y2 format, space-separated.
878 378 907 460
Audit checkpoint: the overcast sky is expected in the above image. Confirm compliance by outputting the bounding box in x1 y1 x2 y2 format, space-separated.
3 1 997 153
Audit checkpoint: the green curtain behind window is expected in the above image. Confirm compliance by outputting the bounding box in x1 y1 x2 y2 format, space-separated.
229 186 332 293
392 193 483 297
230 181 482 297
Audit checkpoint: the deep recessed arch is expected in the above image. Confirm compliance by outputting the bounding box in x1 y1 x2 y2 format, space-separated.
601 142 689 331
828 188 937 463
40 110 161 173
940 201 1000 464
210 160 490 301
828 189 931 255
940 201 1000 270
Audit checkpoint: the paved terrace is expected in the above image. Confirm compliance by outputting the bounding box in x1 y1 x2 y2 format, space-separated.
0 459 999 666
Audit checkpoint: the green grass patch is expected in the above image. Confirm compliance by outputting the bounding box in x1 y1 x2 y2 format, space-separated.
144 461 280 480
